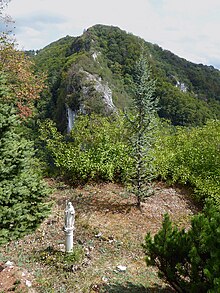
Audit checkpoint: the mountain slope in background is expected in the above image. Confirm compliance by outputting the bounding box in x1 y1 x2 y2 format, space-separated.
32 24 220 131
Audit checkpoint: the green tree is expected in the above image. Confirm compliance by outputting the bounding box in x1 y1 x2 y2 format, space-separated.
0 1 51 245
143 201 220 292
0 97 50 245
125 56 158 207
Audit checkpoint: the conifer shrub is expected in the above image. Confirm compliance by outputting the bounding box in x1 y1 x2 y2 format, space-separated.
0 104 51 245
143 201 220 292
125 56 158 207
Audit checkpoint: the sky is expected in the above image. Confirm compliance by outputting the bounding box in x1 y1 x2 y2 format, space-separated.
4 0 220 69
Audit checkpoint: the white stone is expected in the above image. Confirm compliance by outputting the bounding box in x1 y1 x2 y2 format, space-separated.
5 261 14 267
116 265 127 272
95 232 102 238
84 247 90 256
58 243 65 252
102 276 108 282
83 71 116 111
92 52 100 61
25 280 32 287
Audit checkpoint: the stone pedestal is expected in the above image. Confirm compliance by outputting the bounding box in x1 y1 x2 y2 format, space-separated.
64 227 74 252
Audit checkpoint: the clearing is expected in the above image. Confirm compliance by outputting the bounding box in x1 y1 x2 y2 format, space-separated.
0 181 200 292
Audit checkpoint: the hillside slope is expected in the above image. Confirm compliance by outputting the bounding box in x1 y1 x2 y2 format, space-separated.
33 24 220 131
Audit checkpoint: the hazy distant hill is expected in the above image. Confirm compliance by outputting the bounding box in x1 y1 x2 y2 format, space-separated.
33 24 220 131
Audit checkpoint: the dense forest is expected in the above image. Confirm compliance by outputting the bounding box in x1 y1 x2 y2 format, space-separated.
32 24 220 131
1 14 220 292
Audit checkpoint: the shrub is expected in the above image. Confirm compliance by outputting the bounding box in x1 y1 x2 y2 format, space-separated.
143 201 220 292
153 120 220 204
39 113 132 183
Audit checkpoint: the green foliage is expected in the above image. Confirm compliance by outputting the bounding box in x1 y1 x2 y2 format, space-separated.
87 24 142 77
143 202 220 292
157 80 213 126
153 120 220 204
0 103 51 245
39 113 132 183
33 24 220 129
34 35 74 89
35 245 84 271
149 44 220 102
125 56 158 207
33 35 75 120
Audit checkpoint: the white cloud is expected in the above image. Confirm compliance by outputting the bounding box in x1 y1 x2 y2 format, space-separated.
5 0 220 68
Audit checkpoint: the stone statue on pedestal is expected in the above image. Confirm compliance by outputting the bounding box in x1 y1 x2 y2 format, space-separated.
64 201 75 252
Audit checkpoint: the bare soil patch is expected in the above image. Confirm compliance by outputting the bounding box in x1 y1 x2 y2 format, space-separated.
0 181 200 292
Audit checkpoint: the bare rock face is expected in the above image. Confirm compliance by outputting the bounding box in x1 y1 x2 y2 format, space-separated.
66 67 116 132
176 80 187 92
83 71 116 111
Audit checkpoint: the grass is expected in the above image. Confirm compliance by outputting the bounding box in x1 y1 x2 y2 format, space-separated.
0 180 199 292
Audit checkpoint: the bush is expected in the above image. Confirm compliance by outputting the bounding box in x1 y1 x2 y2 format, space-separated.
143 201 220 292
39 113 132 183
153 120 220 204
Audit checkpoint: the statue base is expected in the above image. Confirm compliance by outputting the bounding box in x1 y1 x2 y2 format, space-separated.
64 227 74 253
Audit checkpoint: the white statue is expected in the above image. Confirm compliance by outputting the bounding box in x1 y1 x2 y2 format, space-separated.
65 201 75 229
64 201 75 252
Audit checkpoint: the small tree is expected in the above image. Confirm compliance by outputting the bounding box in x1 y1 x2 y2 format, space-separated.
143 202 220 292
125 55 158 207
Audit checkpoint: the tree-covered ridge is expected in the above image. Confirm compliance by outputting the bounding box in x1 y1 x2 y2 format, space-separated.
82 25 220 98
34 35 74 88
153 46 220 101
33 24 220 127
84 25 142 77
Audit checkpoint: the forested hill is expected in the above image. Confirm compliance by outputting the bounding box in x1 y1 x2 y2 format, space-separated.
33 24 220 130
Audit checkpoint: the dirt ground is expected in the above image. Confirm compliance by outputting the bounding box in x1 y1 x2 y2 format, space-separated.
0 181 200 292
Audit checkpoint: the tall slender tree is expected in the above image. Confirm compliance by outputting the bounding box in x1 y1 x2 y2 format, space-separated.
126 55 158 208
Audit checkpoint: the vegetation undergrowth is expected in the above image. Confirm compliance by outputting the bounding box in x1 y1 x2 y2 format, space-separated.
34 245 84 271
38 113 132 184
153 120 220 205
39 114 220 206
